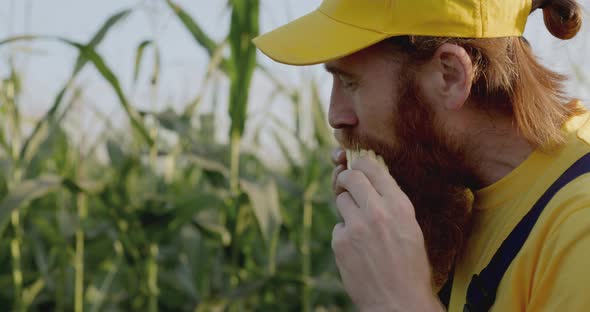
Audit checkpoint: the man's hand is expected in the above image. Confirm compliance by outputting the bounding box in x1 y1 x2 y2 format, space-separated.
330 147 444 312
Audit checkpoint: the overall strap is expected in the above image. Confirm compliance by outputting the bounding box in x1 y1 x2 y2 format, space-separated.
438 267 454 308
464 153 590 311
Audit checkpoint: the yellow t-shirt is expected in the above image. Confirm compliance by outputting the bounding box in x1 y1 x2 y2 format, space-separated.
448 104 590 311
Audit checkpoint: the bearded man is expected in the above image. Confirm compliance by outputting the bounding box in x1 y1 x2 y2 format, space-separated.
254 0 589 311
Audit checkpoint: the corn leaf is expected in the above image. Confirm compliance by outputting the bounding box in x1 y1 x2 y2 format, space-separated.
72 9 132 74
0 122 8 153
4 9 133 164
23 87 82 165
0 35 37 45
184 42 227 116
166 0 229 74
145 108 191 136
19 86 68 164
165 0 216 56
22 278 45 307
194 210 231 246
189 155 230 178
70 41 154 146
0 175 63 238
106 139 126 168
240 179 282 245
133 40 160 86
133 40 152 84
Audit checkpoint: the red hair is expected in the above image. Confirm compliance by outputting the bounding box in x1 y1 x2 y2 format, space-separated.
386 0 585 150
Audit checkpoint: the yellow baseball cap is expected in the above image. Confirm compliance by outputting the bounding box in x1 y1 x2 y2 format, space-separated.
253 0 532 65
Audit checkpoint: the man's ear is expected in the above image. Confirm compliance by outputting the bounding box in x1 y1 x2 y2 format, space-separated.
417 43 473 111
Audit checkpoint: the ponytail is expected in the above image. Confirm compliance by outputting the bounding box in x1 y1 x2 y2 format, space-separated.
531 0 583 40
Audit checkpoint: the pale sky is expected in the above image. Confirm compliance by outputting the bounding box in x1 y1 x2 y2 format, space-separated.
1 0 589 159
1 0 324 148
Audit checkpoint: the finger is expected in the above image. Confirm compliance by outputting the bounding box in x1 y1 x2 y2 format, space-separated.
332 222 345 238
331 222 345 253
335 191 360 223
332 164 347 195
350 156 398 196
336 169 380 209
331 147 346 166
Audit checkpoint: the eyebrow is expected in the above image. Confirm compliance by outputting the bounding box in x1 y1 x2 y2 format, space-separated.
323 64 358 79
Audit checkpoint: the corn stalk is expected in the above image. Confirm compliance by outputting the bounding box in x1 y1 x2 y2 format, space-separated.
227 0 259 193
75 192 87 312
2 65 25 312
302 180 318 312
147 244 159 312
225 1 259 304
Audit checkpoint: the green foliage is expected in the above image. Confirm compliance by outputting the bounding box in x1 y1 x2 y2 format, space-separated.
228 0 259 138
0 1 351 311
133 40 160 86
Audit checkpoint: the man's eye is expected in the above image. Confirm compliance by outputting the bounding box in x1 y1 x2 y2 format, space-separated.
338 74 357 89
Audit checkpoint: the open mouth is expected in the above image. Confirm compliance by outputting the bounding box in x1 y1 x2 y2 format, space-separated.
345 148 388 170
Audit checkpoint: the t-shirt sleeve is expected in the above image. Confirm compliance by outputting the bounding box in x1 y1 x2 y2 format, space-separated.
527 207 590 311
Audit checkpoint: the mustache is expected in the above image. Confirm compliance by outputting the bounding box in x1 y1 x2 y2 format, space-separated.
337 129 393 155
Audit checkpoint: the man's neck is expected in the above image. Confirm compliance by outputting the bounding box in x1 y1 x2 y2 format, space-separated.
465 115 535 189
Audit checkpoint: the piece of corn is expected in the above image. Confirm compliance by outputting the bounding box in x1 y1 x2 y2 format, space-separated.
345 148 388 170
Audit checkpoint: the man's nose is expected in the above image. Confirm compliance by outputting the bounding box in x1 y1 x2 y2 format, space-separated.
328 90 358 129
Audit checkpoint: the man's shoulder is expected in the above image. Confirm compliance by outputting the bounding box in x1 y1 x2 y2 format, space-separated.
535 193 590 269
527 175 590 274
575 107 590 146
540 173 590 238
543 106 590 226
526 192 590 311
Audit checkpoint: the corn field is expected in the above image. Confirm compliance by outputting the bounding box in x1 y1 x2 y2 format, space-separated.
0 1 351 311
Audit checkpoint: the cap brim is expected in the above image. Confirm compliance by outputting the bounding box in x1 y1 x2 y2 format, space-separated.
253 10 389 66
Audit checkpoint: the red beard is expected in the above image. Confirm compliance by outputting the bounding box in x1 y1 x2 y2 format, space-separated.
337 79 476 288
